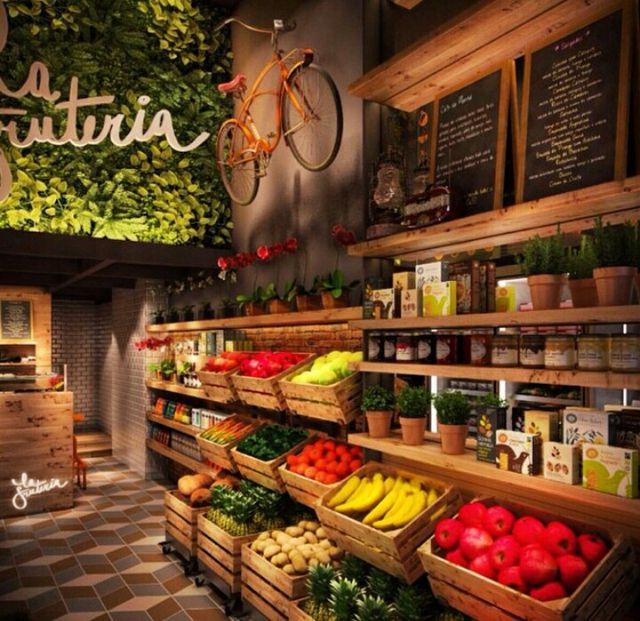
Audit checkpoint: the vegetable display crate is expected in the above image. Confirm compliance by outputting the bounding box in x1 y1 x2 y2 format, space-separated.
417 498 638 621
316 462 462 583
197 369 239 404
241 543 308 621
231 354 316 411
231 435 313 493
289 599 315 621
278 463 340 508
196 415 260 471
196 513 259 595
164 491 208 557
279 368 362 424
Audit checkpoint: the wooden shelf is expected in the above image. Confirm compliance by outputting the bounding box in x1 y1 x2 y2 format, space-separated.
0 362 36 366
351 305 640 330
357 361 640 390
145 379 208 400
347 176 640 260
146 306 363 333
146 438 204 472
146 411 201 437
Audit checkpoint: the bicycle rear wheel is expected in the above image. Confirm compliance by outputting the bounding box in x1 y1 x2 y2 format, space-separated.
282 63 343 172
216 121 259 206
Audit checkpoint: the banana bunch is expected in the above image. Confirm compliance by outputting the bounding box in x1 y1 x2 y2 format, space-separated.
327 472 440 531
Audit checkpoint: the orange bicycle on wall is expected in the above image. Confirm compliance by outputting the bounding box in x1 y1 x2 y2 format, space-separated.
215 18 343 205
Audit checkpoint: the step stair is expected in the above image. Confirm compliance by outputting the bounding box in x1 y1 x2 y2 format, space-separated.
76 431 112 458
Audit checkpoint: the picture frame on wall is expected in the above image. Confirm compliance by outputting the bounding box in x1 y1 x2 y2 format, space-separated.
0 299 33 340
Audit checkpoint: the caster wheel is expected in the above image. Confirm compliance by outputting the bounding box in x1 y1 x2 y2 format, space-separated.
161 544 171 555
195 577 205 587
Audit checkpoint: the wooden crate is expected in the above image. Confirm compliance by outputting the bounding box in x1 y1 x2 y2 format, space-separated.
197 368 238 403
197 513 259 594
241 544 308 621
289 599 315 621
196 414 260 471
164 491 208 557
231 435 313 492
280 366 362 424
231 354 316 411
418 498 639 621
316 461 462 583
278 463 340 509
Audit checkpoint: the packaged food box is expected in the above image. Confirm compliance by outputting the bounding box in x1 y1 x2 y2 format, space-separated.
370 288 396 319
400 289 419 318
563 408 619 446
476 407 507 463
393 271 416 291
495 430 542 475
416 261 448 288
605 405 640 450
422 281 457 316
495 283 530 313
543 442 581 485
524 409 560 442
582 443 638 498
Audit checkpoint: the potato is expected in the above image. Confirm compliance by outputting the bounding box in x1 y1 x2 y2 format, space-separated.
264 538 276 547
328 546 344 560
298 547 314 560
281 543 292 554
290 537 306 547
255 541 268 553
297 520 309 530
315 550 331 565
290 554 307 573
308 558 319 568
286 526 304 538
258 532 270 542
283 564 295 575
316 527 327 539
271 553 288 567
319 539 332 550
305 521 320 532
263 545 281 559
275 533 292 546
271 531 285 540
304 532 318 544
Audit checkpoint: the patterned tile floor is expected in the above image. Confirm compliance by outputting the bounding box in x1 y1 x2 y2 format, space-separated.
0 458 230 621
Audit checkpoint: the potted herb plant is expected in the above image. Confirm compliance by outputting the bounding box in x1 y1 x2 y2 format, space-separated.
182 304 195 322
566 235 598 308
397 386 430 445
318 269 360 309
178 361 192 384
295 276 323 312
200 301 215 320
236 286 265 316
166 307 180 323
160 359 177 383
592 217 638 306
147 362 161 380
219 296 237 318
261 280 297 314
519 229 566 310
361 385 395 438
152 309 165 325
433 390 471 455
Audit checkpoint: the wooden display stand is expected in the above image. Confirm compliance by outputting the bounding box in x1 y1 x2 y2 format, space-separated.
197 369 239 404
196 414 260 471
289 600 315 621
164 491 208 557
278 463 340 508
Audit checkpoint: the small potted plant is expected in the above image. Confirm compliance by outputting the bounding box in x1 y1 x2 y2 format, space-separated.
160 359 177 383
218 296 237 318
261 280 297 314
200 301 215 320
236 286 265 316
433 390 471 455
295 276 323 312
519 228 566 310
361 385 396 438
152 309 165 325
318 269 360 309
166 307 180 323
397 386 430 445
566 235 598 308
178 361 192 384
147 362 161 380
182 304 195 322
592 217 638 306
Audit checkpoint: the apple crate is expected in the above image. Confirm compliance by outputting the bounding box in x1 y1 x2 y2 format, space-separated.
196 513 259 595
231 353 316 411
278 462 341 508
241 543 308 621
316 462 462 583
196 414 261 472
164 491 208 557
197 368 239 403
417 497 638 621
279 366 362 424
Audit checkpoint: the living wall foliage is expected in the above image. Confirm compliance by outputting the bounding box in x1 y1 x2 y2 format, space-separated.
0 0 233 246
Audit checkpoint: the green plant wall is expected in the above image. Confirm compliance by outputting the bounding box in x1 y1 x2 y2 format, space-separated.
0 0 233 246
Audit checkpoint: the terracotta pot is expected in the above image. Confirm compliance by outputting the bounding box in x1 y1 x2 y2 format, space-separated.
527 274 566 310
296 294 322 312
244 302 265 316
569 278 597 308
593 266 637 306
399 416 426 445
439 423 468 455
321 291 349 308
267 299 291 314
365 410 393 438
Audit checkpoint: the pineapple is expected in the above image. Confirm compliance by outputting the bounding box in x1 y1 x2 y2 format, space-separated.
329 577 361 621
249 484 287 530
394 584 436 621
435 611 466 621
303 564 336 620
355 595 394 621
341 554 370 587
366 567 400 604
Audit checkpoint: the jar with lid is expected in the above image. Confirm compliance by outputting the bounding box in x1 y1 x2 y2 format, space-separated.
469 332 492 366
436 333 462 364
577 335 609 371
519 334 545 368
367 332 383 361
396 332 417 362
491 334 519 367
416 332 436 363
545 335 576 370
382 332 397 362
610 335 640 373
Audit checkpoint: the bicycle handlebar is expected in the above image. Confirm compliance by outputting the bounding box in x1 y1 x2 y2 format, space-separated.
214 17 296 37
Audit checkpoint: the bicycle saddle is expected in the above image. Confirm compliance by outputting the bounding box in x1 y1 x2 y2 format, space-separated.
218 74 247 93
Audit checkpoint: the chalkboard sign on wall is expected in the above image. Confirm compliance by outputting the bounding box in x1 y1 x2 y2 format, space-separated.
0 300 32 340
432 65 510 216
518 3 631 202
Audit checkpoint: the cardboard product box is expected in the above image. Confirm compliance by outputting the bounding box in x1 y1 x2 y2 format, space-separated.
370 288 396 319
476 407 507 463
524 410 560 442
605 405 640 450
582 443 639 498
563 408 619 446
393 271 416 292
416 261 448 289
449 260 481 314
511 406 526 433
495 429 542 475
400 289 419 318
422 281 457 316
543 442 581 485
495 283 531 313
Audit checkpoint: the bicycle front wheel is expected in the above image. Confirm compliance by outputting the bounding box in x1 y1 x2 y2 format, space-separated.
216 121 259 206
282 63 343 172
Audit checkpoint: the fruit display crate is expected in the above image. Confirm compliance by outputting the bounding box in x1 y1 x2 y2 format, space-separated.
164 491 209 557
197 514 259 595
289 599 315 621
278 462 340 508
279 367 362 424
196 414 261 472
417 498 638 621
241 543 308 621
231 353 316 411
316 462 462 583
197 368 239 403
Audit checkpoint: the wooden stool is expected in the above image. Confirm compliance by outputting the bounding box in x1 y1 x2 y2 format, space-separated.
73 412 87 490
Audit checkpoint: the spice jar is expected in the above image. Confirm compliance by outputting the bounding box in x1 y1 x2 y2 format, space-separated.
416 332 436 363
519 334 545 368
395 332 417 362
545 335 576 370
491 334 519 367
367 332 382 361
469 332 492 366
382 332 396 362
436 333 460 364
577 335 609 371
610 335 640 373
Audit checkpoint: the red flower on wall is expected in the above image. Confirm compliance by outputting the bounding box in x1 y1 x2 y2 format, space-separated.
257 245 271 260
331 224 356 247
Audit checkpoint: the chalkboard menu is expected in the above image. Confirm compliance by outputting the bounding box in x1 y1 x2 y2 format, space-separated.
519 8 628 202
433 67 509 215
1 300 32 340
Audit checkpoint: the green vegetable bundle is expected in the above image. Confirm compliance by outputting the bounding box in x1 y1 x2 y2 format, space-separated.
236 424 308 461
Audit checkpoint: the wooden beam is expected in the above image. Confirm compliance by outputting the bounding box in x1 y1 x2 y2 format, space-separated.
49 259 115 293
0 255 81 275
0 273 135 289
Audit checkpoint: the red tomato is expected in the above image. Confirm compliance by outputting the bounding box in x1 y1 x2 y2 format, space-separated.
292 464 306 475
315 459 328 471
315 471 327 484
324 450 337 463
302 444 313 455
349 446 362 457
324 473 338 485
335 462 349 478
286 455 298 467
349 459 362 473
335 445 348 456
304 466 318 479
323 440 336 452
314 439 325 450
339 452 351 463
325 461 338 474
309 449 323 463
298 455 310 466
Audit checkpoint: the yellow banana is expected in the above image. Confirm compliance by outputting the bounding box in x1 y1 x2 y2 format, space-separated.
427 487 439 506
409 477 423 490
327 475 361 508
335 477 372 513
363 476 404 525
393 490 428 528
372 486 414 530
336 473 385 514
384 476 395 494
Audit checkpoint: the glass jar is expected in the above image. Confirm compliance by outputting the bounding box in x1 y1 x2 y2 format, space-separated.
519 334 545 368
491 334 519 367
469 332 492 366
436 333 459 364
545 336 576 370
416 332 436 363
577 335 609 371
382 332 396 362
396 332 417 362
367 332 382 361
610 335 640 373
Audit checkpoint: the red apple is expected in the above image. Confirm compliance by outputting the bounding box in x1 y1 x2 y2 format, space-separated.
542 521 578 557
557 554 590 592
512 516 545 547
445 548 469 568
434 518 465 551
458 502 488 528
489 535 521 571
459 527 493 560
497 566 528 594
529 581 567 601
483 505 515 538
577 533 609 569
470 553 497 579
519 546 558 586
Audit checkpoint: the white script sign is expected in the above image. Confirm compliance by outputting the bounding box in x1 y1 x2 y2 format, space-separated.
0 0 211 202
11 472 70 510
